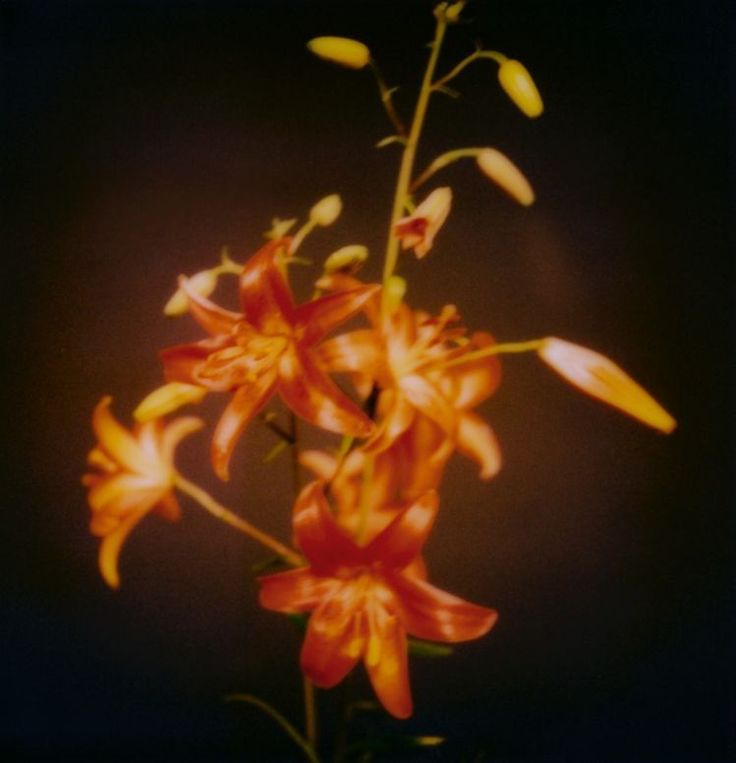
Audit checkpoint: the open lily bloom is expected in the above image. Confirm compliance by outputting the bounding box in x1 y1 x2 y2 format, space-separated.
317 284 502 476
538 337 676 433
394 187 452 259
82 397 202 589
161 238 377 479
259 482 497 718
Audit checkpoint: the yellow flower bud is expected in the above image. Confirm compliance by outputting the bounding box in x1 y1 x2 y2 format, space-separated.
324 245 369 274
307 37 370 70
497 59 543 118
309 194 342 227
476 148 535 206
445 2 466 23
133 382 207 423
164 269 218 316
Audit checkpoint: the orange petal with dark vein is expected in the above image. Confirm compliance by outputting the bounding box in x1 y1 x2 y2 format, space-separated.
178 275 241 336
364 608 412 719
239 238 296 329
365 491 438 570
211 368 279 480
292 481 361 572
295 284 380 347
389 572 498 643
259 567 339 613
300 594 361 687
278 346 374 439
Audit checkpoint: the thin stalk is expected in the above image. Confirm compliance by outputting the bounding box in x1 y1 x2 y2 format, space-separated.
380 12 448 316
369 60 407 137
411 146 485 191
431 49 506 92
174 474 303 567
442 338 545 369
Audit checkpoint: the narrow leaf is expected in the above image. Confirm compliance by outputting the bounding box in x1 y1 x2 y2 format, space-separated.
408 638 453 658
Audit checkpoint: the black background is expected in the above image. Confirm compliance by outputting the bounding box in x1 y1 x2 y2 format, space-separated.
3 0 733 760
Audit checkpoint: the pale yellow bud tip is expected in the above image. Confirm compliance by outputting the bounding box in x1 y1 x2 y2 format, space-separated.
164 269 218 316
385 275 406 313
476 148 535 206
134 382 207 423
324 244 369 274
309 194 342 227
307 37 370 70
538 337 676 434
498 59 544 119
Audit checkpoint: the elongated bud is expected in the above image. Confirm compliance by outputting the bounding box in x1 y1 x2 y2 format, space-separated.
164 269 218 316
497 59 543 118
309 194 342 227
538 337 676 433
307 37 370 70
476 148 535 206
134 382 207 422
324 244 369 274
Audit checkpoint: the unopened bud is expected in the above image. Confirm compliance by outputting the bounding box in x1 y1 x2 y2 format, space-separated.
164 269 218 316
134 382 207 422
476 148 535 206
445 2 466 23
307 37 370 70
309 194 342 227
324 244 369 274
497 59 543 118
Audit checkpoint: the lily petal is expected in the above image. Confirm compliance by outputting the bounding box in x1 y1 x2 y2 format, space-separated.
456 412 502 480
88 473 161 514
292 481 361 573
97 507 149 589
400 374 457 435
239 238 296 330
211 368 279 480
178 275 241 336
259 567 340 613
389 573 498 643
317 330 385 376
301 592 361 688
92 397 151 475
158 416 204 464
365 491 438 569
295 285 380 347
278 347 374 439
161 336 235 392
364 606 412 719
538 337 676 433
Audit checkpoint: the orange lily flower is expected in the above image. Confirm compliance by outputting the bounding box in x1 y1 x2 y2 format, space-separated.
161 238 377 479
317 281 502 478
259 481 497 718
82 397 202 589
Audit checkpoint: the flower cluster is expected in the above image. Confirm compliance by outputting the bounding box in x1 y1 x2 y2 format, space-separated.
81 2 675 753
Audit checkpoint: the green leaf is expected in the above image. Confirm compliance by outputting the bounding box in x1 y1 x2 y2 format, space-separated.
251 555 289 574
286 612 309 633
407 638 453 658
263 439 289 463
435 84 461 98
226 693 320 763
375 135 408 149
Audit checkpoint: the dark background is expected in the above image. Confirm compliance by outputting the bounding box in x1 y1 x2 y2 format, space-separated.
3 0 733 760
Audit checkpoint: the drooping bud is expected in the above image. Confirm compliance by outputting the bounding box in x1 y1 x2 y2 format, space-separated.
538 337 676 433
309 194 343 227
134 382 207 423
164 269 218 316
307 37 370 70
497 59 543 118
324 244 369 274
476 148 535 206
394 187 452 259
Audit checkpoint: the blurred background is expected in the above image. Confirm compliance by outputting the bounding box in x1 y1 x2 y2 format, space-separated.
3 0 733 760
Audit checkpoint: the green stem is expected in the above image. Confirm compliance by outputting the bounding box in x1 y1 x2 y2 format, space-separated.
431 48 507 92
380 12 449 316
411 146 485 191
442 338 545 369
174 474 303 567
